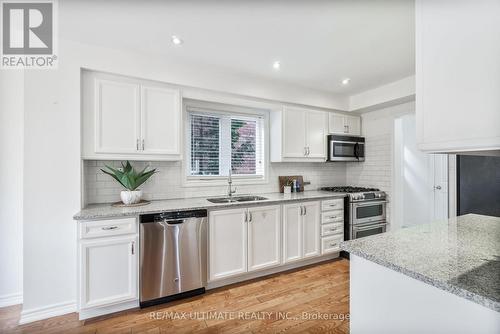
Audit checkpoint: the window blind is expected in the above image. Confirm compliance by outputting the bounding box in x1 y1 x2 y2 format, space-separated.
187 107 264 178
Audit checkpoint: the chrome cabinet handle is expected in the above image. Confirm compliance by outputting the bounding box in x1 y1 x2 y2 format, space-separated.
248 211 253 222
434 185 442 190
142 139 145 150
102 226 118 230
131 241 135 255
329 216 338 219
244 210 248 222
136 139 139 150
303 206 307 215
330 242 338 247
300 206 304 216
304 147 307 156
329 227 338 231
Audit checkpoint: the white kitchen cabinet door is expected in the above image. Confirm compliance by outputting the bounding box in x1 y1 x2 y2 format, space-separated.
416 0 500 153
247 205 281 272
140 85 181 156
302 201 321 258
345 115 361 136
209 208 247 281
80 235 138 310
306 111 327 158
282 203 302 263
282 107 307 158
329 113 347 134
95 79 140 154
329 113 361 136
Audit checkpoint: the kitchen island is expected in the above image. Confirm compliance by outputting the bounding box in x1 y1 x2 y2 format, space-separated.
341 214 500 334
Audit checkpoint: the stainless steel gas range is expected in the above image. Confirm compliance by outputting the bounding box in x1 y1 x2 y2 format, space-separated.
320 186 387 240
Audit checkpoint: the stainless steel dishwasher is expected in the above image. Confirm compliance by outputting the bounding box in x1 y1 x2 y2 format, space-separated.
139 209 207 307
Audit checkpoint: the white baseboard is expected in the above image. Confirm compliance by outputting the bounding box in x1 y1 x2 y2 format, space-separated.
79 300 139 320
19 300 76 325
0 292 23 308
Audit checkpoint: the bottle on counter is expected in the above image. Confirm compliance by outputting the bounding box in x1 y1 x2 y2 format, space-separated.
292 179 297 193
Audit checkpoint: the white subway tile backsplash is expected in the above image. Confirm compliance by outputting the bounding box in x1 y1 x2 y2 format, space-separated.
83 160 348 205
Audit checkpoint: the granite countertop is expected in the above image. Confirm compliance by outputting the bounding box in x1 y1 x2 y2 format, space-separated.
341 214 500 312
74 190 346 220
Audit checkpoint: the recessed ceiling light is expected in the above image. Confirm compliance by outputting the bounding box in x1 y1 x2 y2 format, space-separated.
171 35 183 46
272 61 281 70
342 78 351 85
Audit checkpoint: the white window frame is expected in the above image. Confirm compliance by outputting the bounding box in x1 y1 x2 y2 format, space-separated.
182 100 270 187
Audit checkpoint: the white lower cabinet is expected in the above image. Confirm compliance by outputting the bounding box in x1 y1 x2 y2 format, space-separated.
247 206 281 272
283 201 321 263
78 217 139 319
302 202 321 258
209 205 281 281
208 208 248 281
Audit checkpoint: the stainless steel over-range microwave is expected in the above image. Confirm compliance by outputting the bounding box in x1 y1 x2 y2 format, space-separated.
327 135 365 162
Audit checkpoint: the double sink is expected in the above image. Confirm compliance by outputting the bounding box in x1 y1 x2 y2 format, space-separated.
207 195 268 204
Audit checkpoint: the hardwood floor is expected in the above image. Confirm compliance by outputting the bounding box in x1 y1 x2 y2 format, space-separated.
0 259 349 334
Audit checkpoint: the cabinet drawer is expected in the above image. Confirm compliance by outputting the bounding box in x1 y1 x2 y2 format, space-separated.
321 222 343 237
80 217 137 239
321 199 344 211
321 210 344 224
321 234 343 254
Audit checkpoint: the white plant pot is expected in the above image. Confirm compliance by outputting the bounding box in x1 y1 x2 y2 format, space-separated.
283 186 292 194
120 190 142 205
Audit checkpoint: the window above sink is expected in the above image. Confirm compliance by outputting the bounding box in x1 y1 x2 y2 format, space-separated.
183 100 269 187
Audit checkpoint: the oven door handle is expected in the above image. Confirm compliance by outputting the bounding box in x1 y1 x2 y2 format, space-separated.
353 222 387 232
352 200 387 207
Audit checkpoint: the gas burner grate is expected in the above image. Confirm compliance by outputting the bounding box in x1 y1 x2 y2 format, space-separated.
320 186 380 193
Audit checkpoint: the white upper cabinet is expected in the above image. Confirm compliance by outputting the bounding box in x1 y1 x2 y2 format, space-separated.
328 113 361 136
271 106 327 162
282 107 307 158
416 0 500 153
95 80 140 154
140 85 181 155
82 71 182 161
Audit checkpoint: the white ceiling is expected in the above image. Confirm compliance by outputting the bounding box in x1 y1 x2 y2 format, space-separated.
60 0 415 95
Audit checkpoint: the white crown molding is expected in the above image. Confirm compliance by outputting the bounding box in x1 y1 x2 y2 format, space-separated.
19 300 76 325
0 292 23 308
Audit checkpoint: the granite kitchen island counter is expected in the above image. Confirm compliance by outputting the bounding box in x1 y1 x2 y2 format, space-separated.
341 214 500 333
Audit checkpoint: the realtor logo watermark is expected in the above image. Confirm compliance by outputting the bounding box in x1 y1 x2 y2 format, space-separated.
1 0 58 68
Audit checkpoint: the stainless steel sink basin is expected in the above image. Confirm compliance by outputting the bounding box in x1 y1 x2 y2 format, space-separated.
207 195 268 203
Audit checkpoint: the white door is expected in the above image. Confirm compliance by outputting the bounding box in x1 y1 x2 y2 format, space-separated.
282 107 307 158
306 111 327 158
345 115 361 136
95 79 140 154
247 205 281 272
140 86 181 156
209 208 247 281
302 201 321 258
328 113 347 134
430 154 449 221
282 203 302 263
80 235 138 310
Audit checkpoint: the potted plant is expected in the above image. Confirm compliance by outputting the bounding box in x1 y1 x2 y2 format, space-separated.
101 161 157 205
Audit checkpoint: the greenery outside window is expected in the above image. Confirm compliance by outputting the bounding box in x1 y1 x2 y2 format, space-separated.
186 104 266 182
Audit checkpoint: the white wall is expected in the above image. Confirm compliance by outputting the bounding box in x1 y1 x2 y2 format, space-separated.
393 114 431 228
0 71 24 307
20 39 351 322
346 101 415 225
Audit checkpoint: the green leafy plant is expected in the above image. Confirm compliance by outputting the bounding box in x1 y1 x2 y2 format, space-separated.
101 161 157 191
